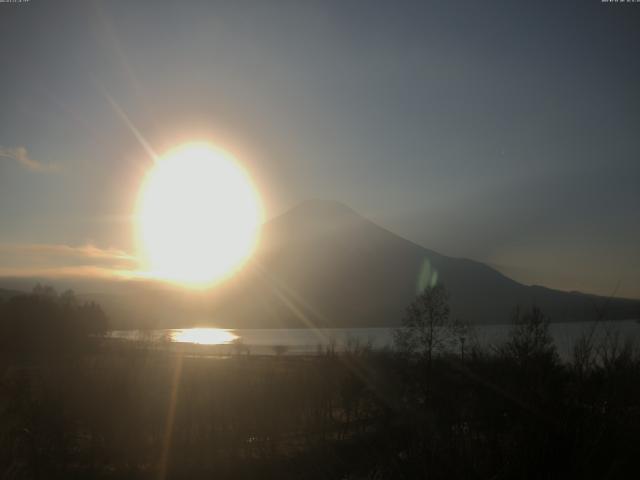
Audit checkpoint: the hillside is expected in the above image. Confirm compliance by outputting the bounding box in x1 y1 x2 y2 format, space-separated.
209 200 640 328
0 201 638 328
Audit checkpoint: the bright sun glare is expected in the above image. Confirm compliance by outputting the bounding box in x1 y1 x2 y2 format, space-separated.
137 143 262 287
171 328 238 345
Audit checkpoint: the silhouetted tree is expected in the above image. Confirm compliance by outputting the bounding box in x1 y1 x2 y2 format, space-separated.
0 285 108 358
394 284 453 368
499 305 558 367
32 283 57 298
449 317 473 361
59 288 77 307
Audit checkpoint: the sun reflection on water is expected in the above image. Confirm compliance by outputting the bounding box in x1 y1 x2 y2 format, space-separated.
170 328 238 345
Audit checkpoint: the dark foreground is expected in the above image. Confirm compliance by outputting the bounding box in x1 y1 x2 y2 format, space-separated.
2 331 640 480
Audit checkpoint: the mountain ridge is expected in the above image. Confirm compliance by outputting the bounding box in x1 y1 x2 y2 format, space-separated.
0 200 638 328
210 200 639 328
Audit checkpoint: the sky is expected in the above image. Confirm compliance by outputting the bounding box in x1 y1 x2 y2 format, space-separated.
0 0 638 298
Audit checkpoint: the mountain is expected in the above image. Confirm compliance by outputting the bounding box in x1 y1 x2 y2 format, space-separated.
1 200 638 328
207 200 640 328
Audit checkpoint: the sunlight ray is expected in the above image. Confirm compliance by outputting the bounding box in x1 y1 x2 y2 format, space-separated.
253 262 334 346
158 355 183 480
104 92 159 163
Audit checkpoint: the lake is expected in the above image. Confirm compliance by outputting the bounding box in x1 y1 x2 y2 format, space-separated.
107 319 640 359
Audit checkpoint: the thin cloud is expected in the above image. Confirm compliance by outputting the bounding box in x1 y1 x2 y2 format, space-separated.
0 265 137 280
0 243 139 279
0 146 59 173
1 244 135 262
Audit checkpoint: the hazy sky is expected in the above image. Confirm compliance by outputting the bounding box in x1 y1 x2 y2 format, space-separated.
0 0 638 298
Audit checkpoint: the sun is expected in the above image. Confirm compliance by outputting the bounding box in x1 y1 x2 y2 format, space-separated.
136 142 262 287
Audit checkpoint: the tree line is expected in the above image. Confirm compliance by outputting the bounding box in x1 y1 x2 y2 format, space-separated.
0 284 639 479
0 284 108 358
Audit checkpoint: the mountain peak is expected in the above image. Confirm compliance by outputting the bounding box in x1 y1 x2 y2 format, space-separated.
268 199 361 229
291 199 357 218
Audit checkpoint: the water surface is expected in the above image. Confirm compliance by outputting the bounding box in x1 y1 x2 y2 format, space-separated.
108 320 640 358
